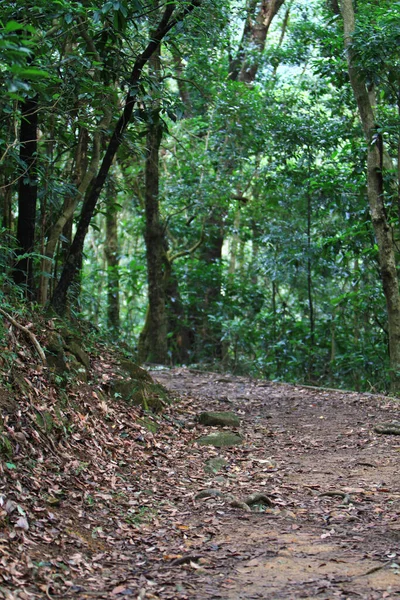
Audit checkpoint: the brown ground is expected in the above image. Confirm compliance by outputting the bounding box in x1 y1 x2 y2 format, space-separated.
2 366 400 599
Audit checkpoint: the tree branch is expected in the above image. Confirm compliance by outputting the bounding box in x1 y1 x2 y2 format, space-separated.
168 222 205 263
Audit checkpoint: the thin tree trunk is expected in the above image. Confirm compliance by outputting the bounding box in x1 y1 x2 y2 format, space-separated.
0 182 12 231
172 52 192 117
397 94 400 225
330 306 336 363
272 6 290 76
341 0 400 392
13 96 38 298
251 220 260 285
39 125 102 305
229 211 241 274
1 109 17 232
229 0 259 80
197 214 224 360
165 271 193 362
138 48 168 364
105 175 120 336
306 182 315 378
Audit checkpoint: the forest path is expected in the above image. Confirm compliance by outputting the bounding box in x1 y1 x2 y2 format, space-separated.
4 368 400 600
143 368 400 600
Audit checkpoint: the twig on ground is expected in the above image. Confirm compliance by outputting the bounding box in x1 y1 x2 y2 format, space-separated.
353 561 391 578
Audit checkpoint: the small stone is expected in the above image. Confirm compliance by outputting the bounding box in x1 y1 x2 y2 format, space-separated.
204 457 228 474
195 432 243 448
198 411 240 428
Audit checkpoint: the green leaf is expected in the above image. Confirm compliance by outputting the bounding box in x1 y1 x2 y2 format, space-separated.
5 21 23 32
11 67 50 79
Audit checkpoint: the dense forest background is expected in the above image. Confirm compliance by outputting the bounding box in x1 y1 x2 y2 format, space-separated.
1 0 400 393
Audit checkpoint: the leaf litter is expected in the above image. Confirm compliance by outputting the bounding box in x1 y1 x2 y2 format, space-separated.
1 338 400 599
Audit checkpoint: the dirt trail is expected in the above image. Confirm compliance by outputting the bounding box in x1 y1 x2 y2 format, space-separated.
146 368 400 600
3 367 400 599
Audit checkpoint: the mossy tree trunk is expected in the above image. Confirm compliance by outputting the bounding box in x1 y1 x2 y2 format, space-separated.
341 0 400 393
138 47 168 364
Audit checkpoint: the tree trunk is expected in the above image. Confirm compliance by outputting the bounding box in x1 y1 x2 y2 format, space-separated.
341 0 400 392
165 270 193 363
228 0 259 80
0 181 12 232
138 48 168 364
238 0 285 83
105 175 120 336
13 96 38 298
306 180 315 379
172 52 193 117
138 115 167 363
229 211 241 275
196 215 224 360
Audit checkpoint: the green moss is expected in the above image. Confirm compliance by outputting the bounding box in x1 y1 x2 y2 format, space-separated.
0 432 12 458
119 360 152 382
66 341 90 369
35 410 54 433
195 431 243 448
137 416 158 433
110 379 169 413
204 456 228 474
198 411 240 427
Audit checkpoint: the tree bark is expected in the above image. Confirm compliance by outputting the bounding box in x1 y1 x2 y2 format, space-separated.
39 127 90 304
195 214 224 360
341 0 400 392
229 0 259 80
51 1 202 315
105 174 120 336
306 184 315 378
138 54 168 363
13 96 38 298
0 181 12 232
238 0 285 83
172 52 193 117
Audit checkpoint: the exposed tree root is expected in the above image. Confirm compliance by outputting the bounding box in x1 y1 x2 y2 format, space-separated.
0 308 46 364
195 489 274 511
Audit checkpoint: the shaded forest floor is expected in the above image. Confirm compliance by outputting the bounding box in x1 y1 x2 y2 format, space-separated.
2 363 400 599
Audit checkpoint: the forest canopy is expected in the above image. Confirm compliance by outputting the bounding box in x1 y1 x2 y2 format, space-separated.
1 0 400 393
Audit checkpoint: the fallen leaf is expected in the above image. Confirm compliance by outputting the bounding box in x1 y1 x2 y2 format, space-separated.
15 517 29 531
111 585 128 595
